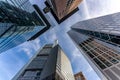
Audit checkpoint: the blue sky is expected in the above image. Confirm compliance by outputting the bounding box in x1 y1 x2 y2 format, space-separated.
0 0 120 80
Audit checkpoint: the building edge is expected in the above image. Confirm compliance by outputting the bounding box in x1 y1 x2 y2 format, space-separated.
12 47 43 80
67 30 108 80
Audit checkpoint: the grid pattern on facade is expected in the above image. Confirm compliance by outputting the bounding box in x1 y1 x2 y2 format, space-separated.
71 12 120 35
0 1 44 26
4 0 34 13
79 38 120 80
0 1 47 53
18 70 41 80
73 28 120 47
17 47 50 80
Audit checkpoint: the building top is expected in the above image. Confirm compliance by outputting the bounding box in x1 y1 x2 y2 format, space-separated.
74 72 86 80
45 0 82 24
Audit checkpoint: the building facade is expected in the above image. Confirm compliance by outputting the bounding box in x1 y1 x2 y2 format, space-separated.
13 43 75 80
0 0 50 53
74 72 86 80
68 12 120 80
46 0 82 20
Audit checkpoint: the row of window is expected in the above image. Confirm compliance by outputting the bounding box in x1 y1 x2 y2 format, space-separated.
0 1 44 26
79 39 120 69
18 70 41 80
73 28 120 47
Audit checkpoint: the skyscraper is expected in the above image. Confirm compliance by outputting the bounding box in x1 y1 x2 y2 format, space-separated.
74 72 86 80
13 43 75 80
45 0 82 23
0 1 50 53
68 12 120 80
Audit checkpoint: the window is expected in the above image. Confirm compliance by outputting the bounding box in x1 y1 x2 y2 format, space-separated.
98 56 112 67
86 51 94 58
93 58 106 69
110 37 120 45
94 32 100 38
90 50 99 56
94 48 103 54
102 53 118 64
100 33 109 40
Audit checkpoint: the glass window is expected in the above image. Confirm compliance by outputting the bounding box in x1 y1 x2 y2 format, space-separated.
94 48 103 54
90 50 99 56
97 46 108 52
86 51 95 58
94 32 100 38
81 46 88 51
110 37 120 45
98 56 112 67
83 43 91 50
100 33 109 40
102 53 118 64
87 42 96 48
107 51 120 61
89 31 95 36
93 58 106 69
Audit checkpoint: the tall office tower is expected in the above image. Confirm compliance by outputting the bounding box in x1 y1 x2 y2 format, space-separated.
74 72 86 80
46 0 82 22
0 1 50 53
13 43 75 80
68 12 120 80
4 0 34 13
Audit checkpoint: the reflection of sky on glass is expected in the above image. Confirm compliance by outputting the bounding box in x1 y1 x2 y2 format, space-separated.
0 0 120 80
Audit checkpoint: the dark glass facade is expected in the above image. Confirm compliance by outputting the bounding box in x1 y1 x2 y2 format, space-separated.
0 1 49 53
72 28 120 47
17 44 52 80
71 12 120 47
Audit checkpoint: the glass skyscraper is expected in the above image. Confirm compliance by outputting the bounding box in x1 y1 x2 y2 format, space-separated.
0 0 50 53
68 12 120 80
13 43 75 80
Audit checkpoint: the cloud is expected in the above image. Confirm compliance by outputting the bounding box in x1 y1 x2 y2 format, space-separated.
84 0 120 18
18 38 41 58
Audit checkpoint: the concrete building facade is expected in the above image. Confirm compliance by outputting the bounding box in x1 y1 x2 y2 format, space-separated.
13 44 75 80
68 12 120 80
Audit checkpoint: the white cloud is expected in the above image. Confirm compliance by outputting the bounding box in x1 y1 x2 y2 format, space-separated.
70 48 82 63
84 0 120 18
18 38 41 58
80 0 91 19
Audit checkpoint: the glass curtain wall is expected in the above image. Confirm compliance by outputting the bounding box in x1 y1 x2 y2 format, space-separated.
0 1 46 53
